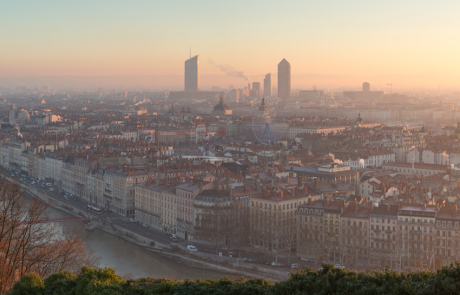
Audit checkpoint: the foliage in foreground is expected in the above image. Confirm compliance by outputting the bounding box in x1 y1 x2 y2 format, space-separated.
11 263 460 295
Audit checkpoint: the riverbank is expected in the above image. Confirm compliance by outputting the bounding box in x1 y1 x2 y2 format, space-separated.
22 184 287 281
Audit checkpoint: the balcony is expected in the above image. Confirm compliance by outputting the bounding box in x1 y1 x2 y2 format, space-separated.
409 229 422 234
372 237 389 242
103 194 113 199
373 248 392 253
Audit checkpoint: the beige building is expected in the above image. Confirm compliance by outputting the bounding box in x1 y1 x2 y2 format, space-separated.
382 162 449 176
297 199 343 264
135 178 177 232
340 201 371 269
249 184 315 257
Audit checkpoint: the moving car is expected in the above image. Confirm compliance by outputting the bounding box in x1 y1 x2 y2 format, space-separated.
187 245 197 251
291 263 301 269
300 257 309 261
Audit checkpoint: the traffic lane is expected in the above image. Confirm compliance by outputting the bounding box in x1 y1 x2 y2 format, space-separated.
112 219 172 245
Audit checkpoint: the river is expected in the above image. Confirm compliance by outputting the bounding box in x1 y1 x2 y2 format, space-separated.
48 207 234 280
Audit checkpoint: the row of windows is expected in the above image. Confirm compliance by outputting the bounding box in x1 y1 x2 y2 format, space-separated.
252 201 301 210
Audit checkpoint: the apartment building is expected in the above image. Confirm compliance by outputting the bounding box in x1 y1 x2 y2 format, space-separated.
175 180 214 240
135 178 163 230
340 201 371 269
382 162 449 176
194 189 234 246
434 204 460 269
249 185 314 253
297 199 343 264
369 201 398 269
397 203 436 271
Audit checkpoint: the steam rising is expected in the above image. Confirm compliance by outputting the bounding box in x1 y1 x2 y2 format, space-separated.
329 152 343 165
134 98 151 106
208 59 250 82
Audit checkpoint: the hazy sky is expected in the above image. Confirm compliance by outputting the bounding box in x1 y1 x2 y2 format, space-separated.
1 0 460 88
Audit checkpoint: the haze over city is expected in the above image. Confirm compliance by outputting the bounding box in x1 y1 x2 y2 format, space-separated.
4 1 460 294
1 0 460 91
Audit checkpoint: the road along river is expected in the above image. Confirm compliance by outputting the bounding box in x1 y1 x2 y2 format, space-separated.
48 206 233 280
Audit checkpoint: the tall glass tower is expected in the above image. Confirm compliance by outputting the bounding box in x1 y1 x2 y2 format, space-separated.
278 58 291 100
185 55 200 91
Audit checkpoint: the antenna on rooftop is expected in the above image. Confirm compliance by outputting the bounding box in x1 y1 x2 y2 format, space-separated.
190 46 191 58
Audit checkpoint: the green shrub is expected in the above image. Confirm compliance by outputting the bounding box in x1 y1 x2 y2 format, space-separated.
12 263 460 295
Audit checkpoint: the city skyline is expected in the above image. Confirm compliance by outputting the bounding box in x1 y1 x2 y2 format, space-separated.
1 1 460 89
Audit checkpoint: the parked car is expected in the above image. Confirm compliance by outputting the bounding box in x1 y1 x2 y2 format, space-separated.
129 218 135 222
46 183 52 187
187 245 197 251
300 257 309 261
291 263 301 269
271 262 283 266
49 188 54 192
237 257 248 261
142 223 148 228
170 237 178 242
248 258 257 262
335 264 345 268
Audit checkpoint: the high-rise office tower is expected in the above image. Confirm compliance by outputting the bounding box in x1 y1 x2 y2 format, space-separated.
264 73 272 96
278 59 291 99
185 55 200 91
252 82 260 97
363 82 370 92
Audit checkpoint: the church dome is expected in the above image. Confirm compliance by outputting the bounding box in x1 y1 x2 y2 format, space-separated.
213 96 230 111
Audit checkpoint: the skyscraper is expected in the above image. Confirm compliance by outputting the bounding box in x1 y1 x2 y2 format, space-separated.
252 82 260 97
184 55 200 91
264 73 272 96
278 59 291 100
363 82 370 92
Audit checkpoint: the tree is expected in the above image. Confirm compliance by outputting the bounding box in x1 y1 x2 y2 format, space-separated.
0 177 98 294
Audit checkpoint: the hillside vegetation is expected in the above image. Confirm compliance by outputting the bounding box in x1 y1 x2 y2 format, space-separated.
10 264 460 295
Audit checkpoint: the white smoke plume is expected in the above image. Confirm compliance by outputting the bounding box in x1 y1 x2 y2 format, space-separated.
135 98 151 106
208 59 250 82
329 152 343 165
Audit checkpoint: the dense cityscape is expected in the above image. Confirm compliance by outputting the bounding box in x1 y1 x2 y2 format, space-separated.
1 54 460 278
3 1 460 294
